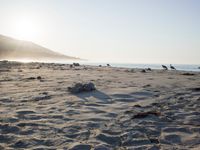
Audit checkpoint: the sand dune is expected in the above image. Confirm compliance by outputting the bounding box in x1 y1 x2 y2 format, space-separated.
0 34 79 61
0 61 199 149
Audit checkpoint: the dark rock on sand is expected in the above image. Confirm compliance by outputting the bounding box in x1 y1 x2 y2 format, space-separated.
68 82 96 94
182 73 195 76
149 138 159 144
73 63 80 66
27 77 36 80
37 76 42 80
32 95 51 101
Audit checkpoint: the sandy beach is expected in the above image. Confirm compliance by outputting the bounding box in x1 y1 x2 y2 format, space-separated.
0 61 199 150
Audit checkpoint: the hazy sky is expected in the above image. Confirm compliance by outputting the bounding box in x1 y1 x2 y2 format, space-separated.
0 0 199 64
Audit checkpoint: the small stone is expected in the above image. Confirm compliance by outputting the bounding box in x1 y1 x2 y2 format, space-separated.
141 69 146 73
27 77 36 80
37 76 42 80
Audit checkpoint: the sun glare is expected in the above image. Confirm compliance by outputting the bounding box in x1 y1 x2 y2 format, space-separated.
13 17 39 41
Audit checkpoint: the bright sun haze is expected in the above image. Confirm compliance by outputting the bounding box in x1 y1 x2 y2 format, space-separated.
12 16 39 41
0 0 199 64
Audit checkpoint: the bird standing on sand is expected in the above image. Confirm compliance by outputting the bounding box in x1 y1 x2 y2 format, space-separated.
162 65 168 70
170 64 176 70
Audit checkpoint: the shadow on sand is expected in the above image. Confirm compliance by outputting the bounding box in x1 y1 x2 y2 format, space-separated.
74 90 111 103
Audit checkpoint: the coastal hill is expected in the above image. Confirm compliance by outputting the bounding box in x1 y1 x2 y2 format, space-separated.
0 34 79 61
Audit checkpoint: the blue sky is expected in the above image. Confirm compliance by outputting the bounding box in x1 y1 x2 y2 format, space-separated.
0 0 199 64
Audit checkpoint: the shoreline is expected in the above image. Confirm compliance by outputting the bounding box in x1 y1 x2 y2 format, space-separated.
1 60 200 72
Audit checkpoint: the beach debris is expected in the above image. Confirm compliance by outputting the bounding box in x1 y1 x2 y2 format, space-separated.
170 64 176 70
27 77 36 80
149 138 159 144
41 92 48 95
73 63 80 66
134 104 142 108
141 69 146 73
35 65 41 69
181 73 195 76
143 84 151 88
26 76 42 81
68 82 96 94
132 111 161 119
162 65 168 70
37 76 42 80
32 94 51 101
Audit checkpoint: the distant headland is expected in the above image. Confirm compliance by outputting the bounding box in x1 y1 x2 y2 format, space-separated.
0 34 80 62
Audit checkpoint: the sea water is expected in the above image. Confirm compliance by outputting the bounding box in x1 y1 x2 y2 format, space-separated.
80 62 200 72
12 59 200 72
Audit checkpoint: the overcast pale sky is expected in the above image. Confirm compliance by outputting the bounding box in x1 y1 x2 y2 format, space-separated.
0 0 199 64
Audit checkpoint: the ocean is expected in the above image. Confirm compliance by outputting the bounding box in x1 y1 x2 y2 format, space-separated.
13 59 200 72
80 62 200 72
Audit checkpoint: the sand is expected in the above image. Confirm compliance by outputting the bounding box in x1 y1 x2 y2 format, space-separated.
0 61 199 150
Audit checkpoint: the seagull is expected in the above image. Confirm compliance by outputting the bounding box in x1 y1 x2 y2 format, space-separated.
107 64 110 67
162 65 168 70
170 64 176 70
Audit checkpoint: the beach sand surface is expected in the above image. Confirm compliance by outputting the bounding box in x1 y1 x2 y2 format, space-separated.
0 61 200 150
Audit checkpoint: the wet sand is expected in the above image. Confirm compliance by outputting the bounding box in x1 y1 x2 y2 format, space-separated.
0 61 200 150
